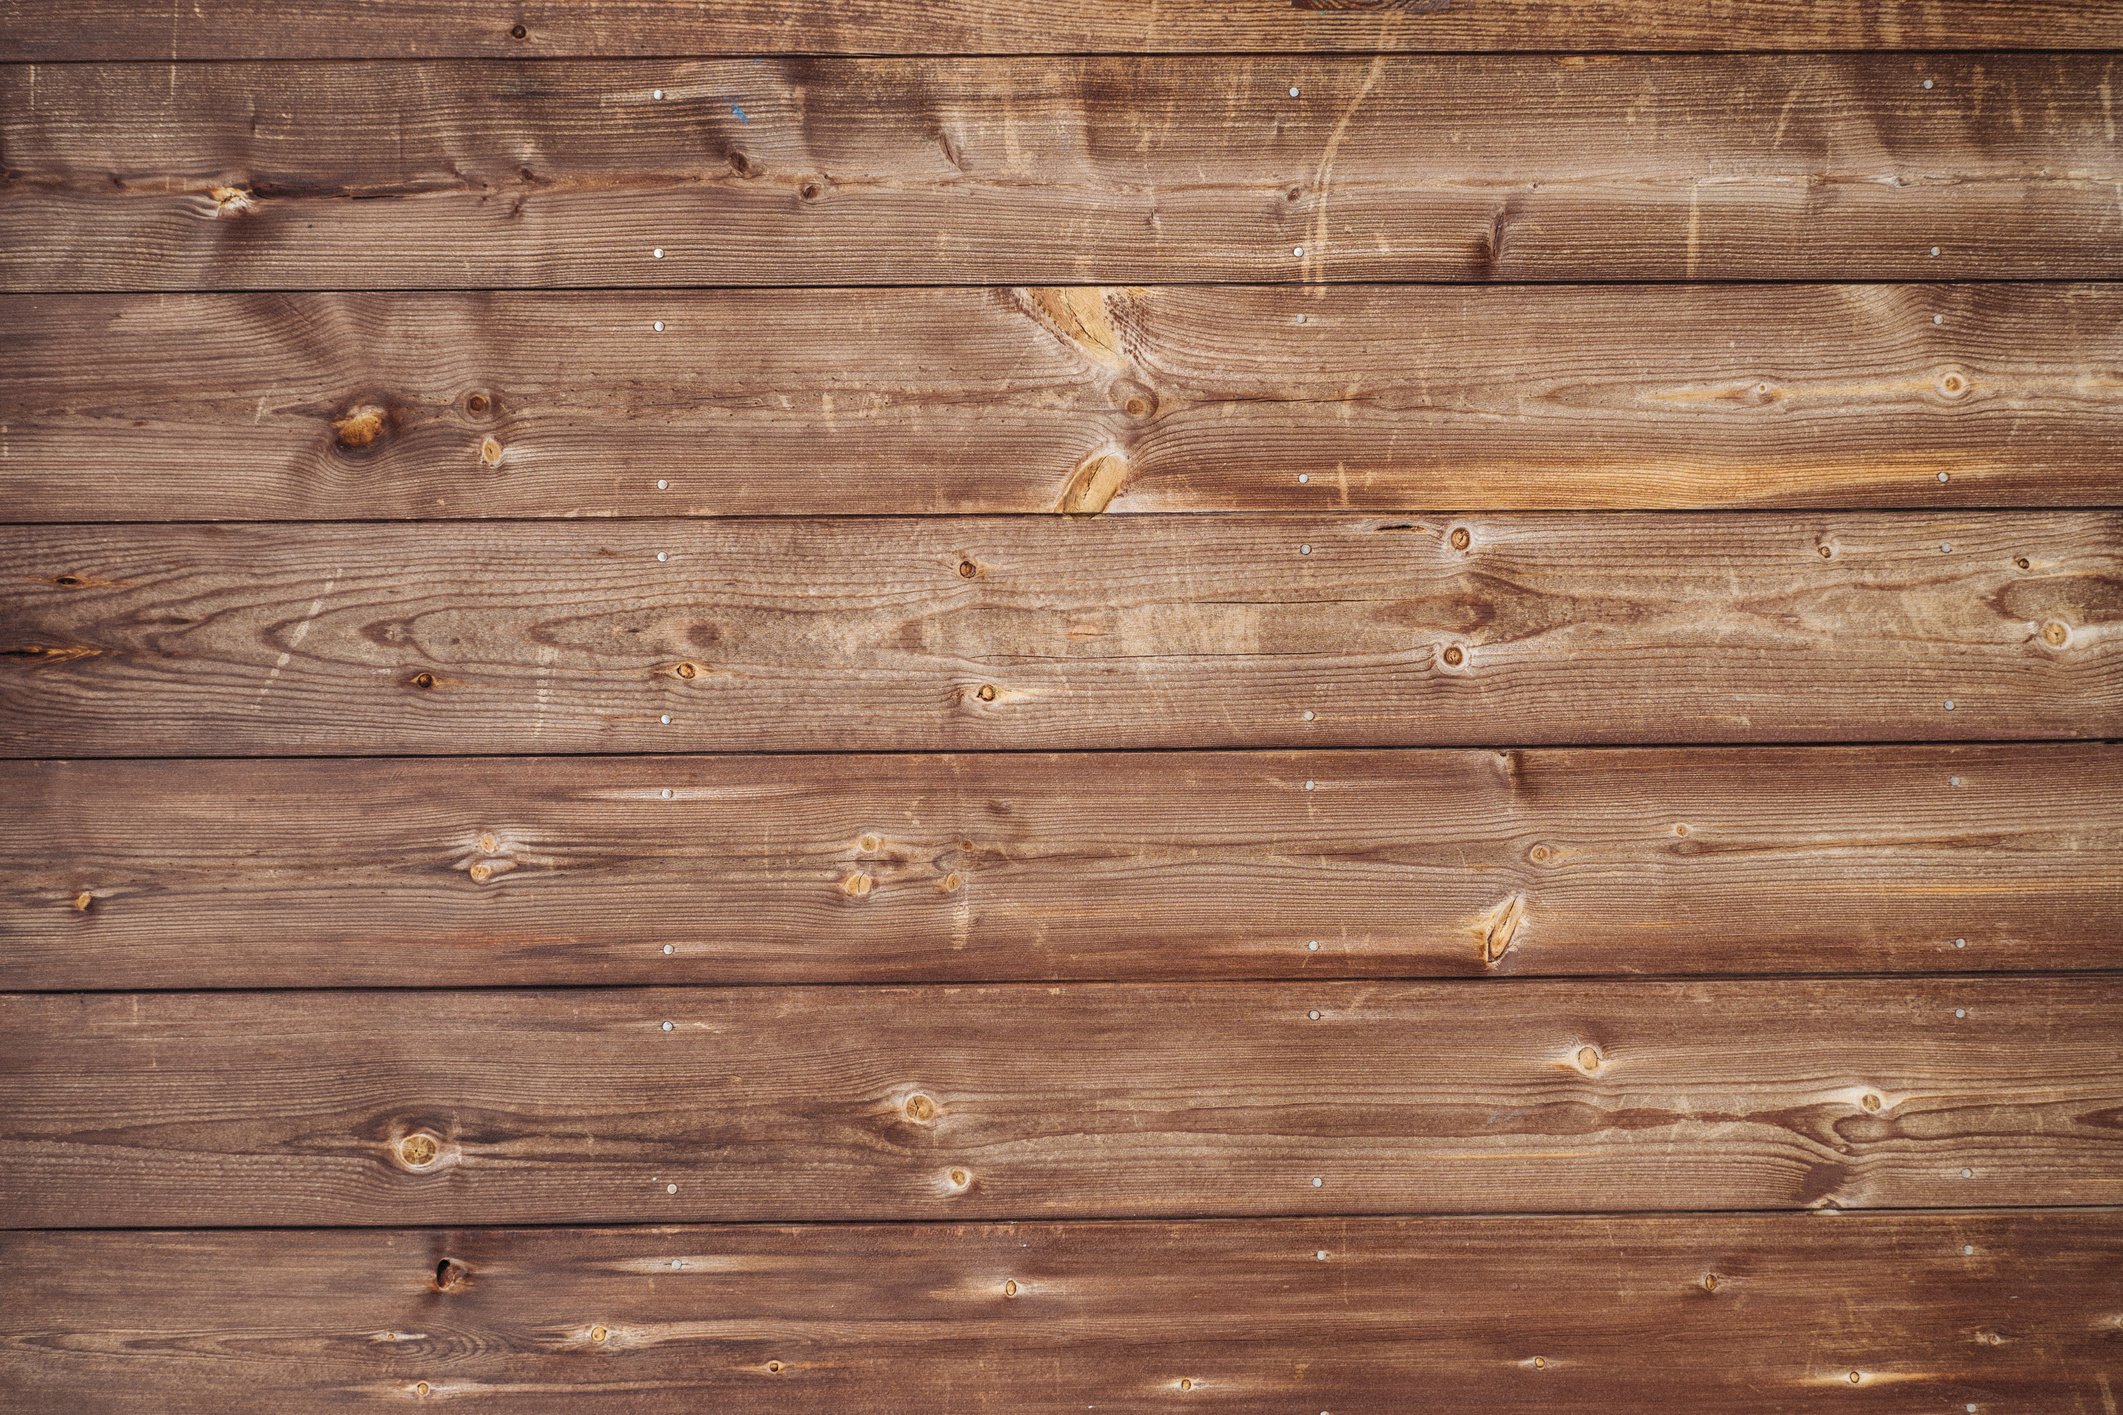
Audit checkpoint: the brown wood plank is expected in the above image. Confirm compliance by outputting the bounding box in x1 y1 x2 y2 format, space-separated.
10 1 2123 59
4 1213 2117 1412
7 746 2119 990
3 513 2115 757
4 56 2118 290
4 979 2118 1227
7 285 2119 519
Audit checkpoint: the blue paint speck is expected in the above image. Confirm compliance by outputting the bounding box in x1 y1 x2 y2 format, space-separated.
732 105 748 123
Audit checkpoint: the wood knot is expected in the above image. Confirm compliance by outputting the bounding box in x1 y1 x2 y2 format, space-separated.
2014 557 2031 571
1861 1093 1882 1111
434 1258 468 1291
938 872 962 893
671 660 700 680
1058 449 1129 515
1575 1045 1602 1073
479 437 504 466
415 1382 431 1398
841 871 874 898
1934 367 1971 400
946 1167 970 1190
1449 527 1471 551
208 185 255 216
331 405 390 451
408 671 437 690
765 1360 784 1374
1441 644 1465 667
903 1093 938 1123
1701 1273 1719 1293
976 683 998 702
509 22 527 38
464 391 492 417
798 180 822 201
468 862 494 883
396 1132 441 1169
72 891 95 912
2041 621 2070 647
958 560 978 578
590 1325 608 1343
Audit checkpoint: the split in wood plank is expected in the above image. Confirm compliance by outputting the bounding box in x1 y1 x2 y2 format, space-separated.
2 513 2115 756
7 746 2120 989
10 0 2123 60
4 1212 2118 1412
4 980 2119 1226
4 56 2120 290
6 285 2119 519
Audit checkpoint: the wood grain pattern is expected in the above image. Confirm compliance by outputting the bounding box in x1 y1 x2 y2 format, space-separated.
7 284 2119 519
10 0 2123 59
3 514 2115 757
5 980 2119 1226
7 746 2119 989
5 1213 2119 1412
5 56 2119 290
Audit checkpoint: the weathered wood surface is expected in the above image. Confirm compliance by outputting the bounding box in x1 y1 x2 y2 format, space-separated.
4 980 2118 1227
5 57 2119 291
8 746 2119 990
4 1213 2118 1413
4 514 2114 757
7 285 2119 520
10 0 2123 60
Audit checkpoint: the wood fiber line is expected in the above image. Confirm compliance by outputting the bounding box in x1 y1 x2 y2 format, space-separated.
2 980 2119 1226
5 285 2118 519
4 56 2119 289
3 1214 2119 1412
2 514 2115 756
6 745 2119 988
9 0 2123 59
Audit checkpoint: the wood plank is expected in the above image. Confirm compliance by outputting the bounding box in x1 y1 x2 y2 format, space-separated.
5 56 2119 290
3 514 2115 757
7 746 2119 990
7 285 2120 519
4 1213 2117 1412
10 0 2123 59
4 980 2118 1226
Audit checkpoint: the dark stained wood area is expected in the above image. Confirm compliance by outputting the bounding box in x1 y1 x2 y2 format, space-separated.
4 980 2119 1227
2 2 2118 1408
6 746 2118 990
4 513 2115 757
5 284 2119 520
11 0 2123 59
5 1213 2118 1413
4 56 2121 291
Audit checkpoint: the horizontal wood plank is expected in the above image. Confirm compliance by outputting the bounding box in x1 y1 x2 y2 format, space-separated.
3 514 2115 756
10 1 2123 59
6 284 2119 518
4 56 2119 289
7 746 2119 989
4 1213 2118 1411
4 980 2119 1226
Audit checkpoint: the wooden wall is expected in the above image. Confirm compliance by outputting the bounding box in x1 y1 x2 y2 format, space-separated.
1 3 2119 1410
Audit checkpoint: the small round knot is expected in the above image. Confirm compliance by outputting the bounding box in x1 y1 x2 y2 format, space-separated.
508 23 527 39
903 1093 937 1123
976 684 997 702
958 560 977 578
2041 621 2070 647
1442 645 1465 667
409 671 436 690
397 1132 440 1169
1576 1046 1601 1072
